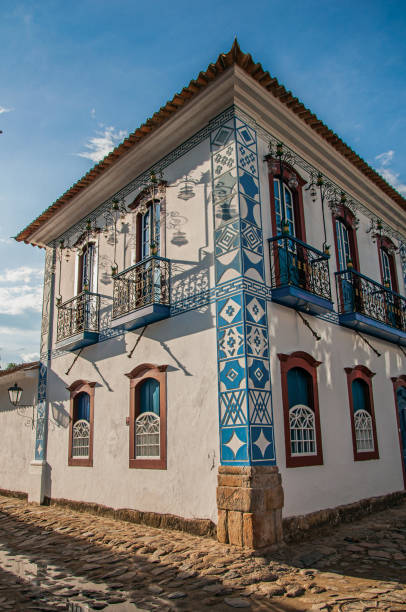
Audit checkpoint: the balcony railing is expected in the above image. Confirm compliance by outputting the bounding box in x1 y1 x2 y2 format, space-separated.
268 234 333 314
56 291 100 345
336 269 406 335
112 256 170 321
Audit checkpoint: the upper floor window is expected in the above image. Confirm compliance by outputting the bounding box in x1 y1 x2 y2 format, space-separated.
67 380 95 467
345 365 379 461
268 162 306 241
126 363 167 470
378 237 398 292
332 206 359 271
134 199 161 262
278 351 323 468
77 242 96 293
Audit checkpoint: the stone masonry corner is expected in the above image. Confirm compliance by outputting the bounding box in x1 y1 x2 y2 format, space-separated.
216 465 284 549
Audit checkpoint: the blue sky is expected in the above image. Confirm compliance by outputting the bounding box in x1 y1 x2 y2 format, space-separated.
0 0 405 366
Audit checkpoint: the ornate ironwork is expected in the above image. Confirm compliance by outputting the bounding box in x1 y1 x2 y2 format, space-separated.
268 234 332 302
112 256 170 319
336 268 406 332
56 291 100 342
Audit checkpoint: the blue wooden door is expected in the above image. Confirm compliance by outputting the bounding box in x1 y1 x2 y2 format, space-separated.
397 386 406 474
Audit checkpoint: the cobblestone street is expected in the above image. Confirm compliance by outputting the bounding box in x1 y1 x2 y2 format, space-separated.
0 495 404 611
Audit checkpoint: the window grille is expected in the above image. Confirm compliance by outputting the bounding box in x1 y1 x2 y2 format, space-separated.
72 419 90 457
289 404 317 456
135 412 160 458
354 409 374 452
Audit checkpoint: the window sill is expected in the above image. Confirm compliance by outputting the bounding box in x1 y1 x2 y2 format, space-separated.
353 451 379 462
68 457 93 467
286 455 323 468
129 458 166 470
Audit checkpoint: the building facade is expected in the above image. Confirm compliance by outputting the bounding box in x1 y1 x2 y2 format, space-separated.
14 42 406 547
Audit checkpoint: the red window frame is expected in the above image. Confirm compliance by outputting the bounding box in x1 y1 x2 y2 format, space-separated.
267 160 307 241
391 375 406 489
345 365 379 461
67 380 96 467
332 205 360 272
377 236 399 292
278 351 323 468
126 363 168 470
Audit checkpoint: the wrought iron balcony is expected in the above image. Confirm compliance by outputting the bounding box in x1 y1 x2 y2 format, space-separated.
111 255 171 330
336 269 406 345
268 234 333 315
56 291 100 351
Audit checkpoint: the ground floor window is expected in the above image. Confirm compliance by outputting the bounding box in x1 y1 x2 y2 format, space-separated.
126 363 167 469
67 380 95 467
345 365 379 461
278 351 323 467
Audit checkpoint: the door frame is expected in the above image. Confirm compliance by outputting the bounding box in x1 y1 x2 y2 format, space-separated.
391 375 406 489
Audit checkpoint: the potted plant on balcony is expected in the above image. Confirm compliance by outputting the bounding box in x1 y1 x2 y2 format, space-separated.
150 241 158 256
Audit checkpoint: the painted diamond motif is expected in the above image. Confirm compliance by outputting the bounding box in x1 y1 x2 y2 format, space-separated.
246 297 265 324
219 298 241 325
212 126 233 148
247 325 268 357
253 429 271 457
224 431 246 458
220 391 247 425
218 326 244 359
215 222 239 255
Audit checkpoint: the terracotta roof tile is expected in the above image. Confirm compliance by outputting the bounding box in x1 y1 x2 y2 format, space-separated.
16 39 406 245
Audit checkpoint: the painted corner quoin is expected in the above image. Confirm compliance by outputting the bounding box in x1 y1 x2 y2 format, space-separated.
35 246 56 460
211 114 275 466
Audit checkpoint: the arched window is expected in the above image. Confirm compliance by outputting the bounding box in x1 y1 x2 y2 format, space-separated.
77 242 96 293
72 392 90 458
332 206 359 271
278 352 323 467
378 237 398 292
67 380 95 467
135 200 161 262
345 366 379 461
268 162 306 241
136 379 160 458
126 364 168 469
274 180 296 237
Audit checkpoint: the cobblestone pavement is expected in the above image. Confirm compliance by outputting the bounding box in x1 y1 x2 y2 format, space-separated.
0 496 405 611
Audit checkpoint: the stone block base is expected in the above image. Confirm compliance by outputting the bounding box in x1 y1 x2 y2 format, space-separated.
217 465 284 548
27 460 49 504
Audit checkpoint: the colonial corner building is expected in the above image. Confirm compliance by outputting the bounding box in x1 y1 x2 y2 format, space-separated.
8 41 406 548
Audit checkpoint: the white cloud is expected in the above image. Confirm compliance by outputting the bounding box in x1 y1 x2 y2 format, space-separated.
0 266 43 315
77 125 127 163
0 266 43 283
0 286 42 315
20 351 39 362
375 150 394 167
374 150 406 196
90 108 96 119
0 106 12 114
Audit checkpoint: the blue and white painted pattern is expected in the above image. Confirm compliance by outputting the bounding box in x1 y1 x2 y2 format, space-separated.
211 116 275 465
35 247 56 460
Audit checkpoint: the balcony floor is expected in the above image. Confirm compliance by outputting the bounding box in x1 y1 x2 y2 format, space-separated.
55 330 100 352
111 304 170 331
338 311 406 346
271 285 334 316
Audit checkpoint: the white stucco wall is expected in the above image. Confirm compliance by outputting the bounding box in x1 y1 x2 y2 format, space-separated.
0 369 37 494
46 136 220 522
268 303 405 518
